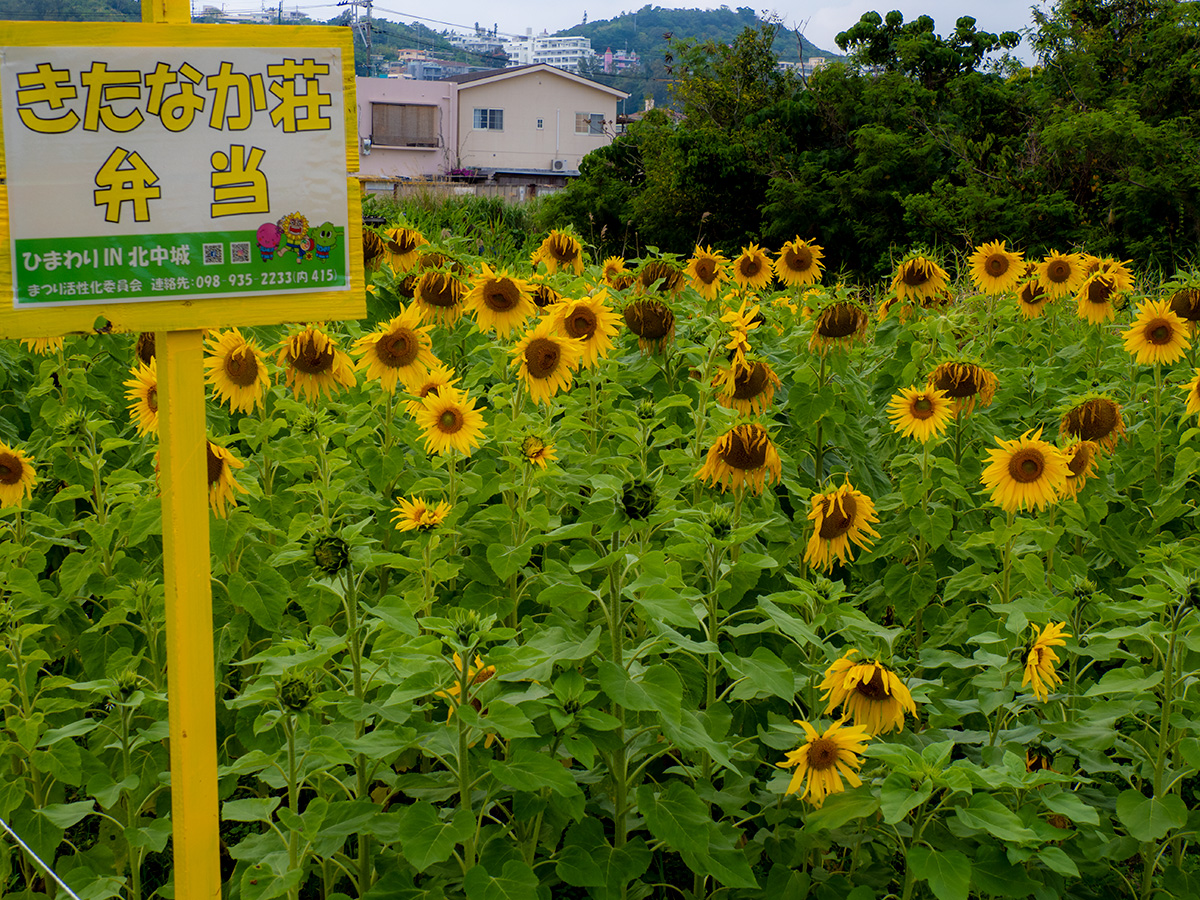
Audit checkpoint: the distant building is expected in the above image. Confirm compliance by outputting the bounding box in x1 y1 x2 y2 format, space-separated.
778 57 828 78
602 47 640 74
503 30 594 73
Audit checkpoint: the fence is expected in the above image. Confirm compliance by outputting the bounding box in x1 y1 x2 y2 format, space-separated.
356 176 563 205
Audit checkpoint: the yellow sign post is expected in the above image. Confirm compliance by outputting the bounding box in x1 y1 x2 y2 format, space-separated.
0 8 364 897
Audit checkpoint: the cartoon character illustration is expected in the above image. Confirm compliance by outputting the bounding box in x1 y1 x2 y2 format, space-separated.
256 222 282 261
277 212 311 261
312 222 338 260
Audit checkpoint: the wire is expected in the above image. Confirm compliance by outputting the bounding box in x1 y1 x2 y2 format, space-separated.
0 815 86 900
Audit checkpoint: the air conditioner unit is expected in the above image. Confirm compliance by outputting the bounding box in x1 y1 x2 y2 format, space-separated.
551 159 567 172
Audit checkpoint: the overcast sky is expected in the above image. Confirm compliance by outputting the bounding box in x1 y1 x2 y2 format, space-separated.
243 1 1052 61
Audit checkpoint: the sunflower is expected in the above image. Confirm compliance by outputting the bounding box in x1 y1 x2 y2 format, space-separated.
529 281 562 310
1088 256 1135 294
1060 395 1126 452
1121 298 1191 366
277 325 356 403
437 653 498 747
362 229 385 269
353 306 438 393
928 360 997 415
1023 622 1070 702
511 318 585 404
776 719 872 808
637 259 685 294
969 240 1024 294
697 423 782 495
891 254 950 303
1037 251 1085 301
1059 440 1099 500
1167 279 1200 327
685 245 729 300
391 495 452 531
464 264 535 337
980 428 1069 513
204 328 271 413
775 237 824 287
887 385 953 443
413 270 467 326
550 293 622 368
623 298 675 353
809 301 868 353
601 255 628 286
721 299 762 368
124 358 159 436
1016 279 1050 318
521 435 557 469
731 243 773 291
0 441 37 509
135 332 156 365
804 482 880 572
404 363 459 416
819 650 917 734
532 229 584 275
414 385 486 456
21 336 64 355
1183 369 1200 418
715 358 780 416
1074 273 1121 325
383 225 427 272
206 441 247 518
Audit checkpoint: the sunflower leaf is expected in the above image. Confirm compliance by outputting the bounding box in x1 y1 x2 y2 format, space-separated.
1116 790 1187 842
908 846 971 900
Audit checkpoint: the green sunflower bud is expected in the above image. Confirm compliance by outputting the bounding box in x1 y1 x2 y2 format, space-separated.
311 535 350 575
621 479 656 521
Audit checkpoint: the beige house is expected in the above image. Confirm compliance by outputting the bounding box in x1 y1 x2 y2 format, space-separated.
445 64 628 180
356 78 457 180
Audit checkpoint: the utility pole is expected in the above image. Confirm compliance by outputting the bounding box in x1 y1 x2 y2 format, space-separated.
338 0 373 75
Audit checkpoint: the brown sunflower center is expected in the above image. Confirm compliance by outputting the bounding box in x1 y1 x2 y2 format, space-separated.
1068 445 1092 477
738 257 762 278
1008 448 1045 484
0 452 23 485
135 332 156 365
147 387 158 413
819 493 857 539
378 328 420 368
720 427 769 471
419 382 442 400
1020 282 1046 305
1146 319 1173 345
525 337 563 379
732 361 769 400
853 667 889 701
1047 259 1072 284
206 444 223 487
289 340 334 375
693 257 718 284
1066 399 1119 442
563 305 598 340
532 285 559 308
1086 277 1113 304
548 237 579 263
1169 289 1200 322
911 396 934 419
483 279 521 312
816 303 863 339
902 264 930 287
420 273 462 308
932 366 982 398
624 300 674 339
985 254 1009 277
806 736 839 771
224 348 260 386
438 408 464 433
387 233 420 256
785 245 813 272
362 230 384 263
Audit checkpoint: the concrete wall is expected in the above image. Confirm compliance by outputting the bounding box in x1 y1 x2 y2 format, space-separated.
355 78 457 180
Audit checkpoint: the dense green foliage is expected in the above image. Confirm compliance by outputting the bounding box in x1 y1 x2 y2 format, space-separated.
541 1 1200 281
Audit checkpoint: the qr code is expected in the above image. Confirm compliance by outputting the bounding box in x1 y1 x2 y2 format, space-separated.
230 242 251 264
203 243 224 265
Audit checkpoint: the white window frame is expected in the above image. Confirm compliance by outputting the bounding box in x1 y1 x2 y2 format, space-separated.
473 108 504 130
575 112 605 135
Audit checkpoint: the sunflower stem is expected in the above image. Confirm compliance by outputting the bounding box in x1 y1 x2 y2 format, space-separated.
812 355 828 484
1142 606 1186 899
1152 362 1164 480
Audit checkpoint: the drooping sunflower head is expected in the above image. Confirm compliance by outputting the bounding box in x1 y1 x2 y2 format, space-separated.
623 298 676 353
392 495 452 531
685 245 729 300
1074 272 1121 325
968 240 1024 294
550 293 622 368
1166 276 1200 325
353 305 438 393
404 362 459 417
529 281 563 310
980 428 1070 514
362 229 386 269
383 225 428 272
1037 250 1086 300
204 328 271 414
532 229 585 275
776 719 872 808
819 650 917 734
206 440 247 518
697 423 783 495
0 441 37 509
1022 621 1071 702
1016 279 1050 318
891 253 950 303
637 258 686 295
1121 298 1191 366
414 385 486 456
464 264 535 337
1059 440 1100 500
887 385 954 443
715 358 781 416
135 332 156 365
928 360 997 415
413 270 467 326
774 237 825 287
521 435 557 469
731 243 774 290
124 358 159 437
277 325 356 403
511 318 585 404
809 300 869 353
804 482 881 572
1183 369 1200 418
21 336 64 356
1060 394 1125 452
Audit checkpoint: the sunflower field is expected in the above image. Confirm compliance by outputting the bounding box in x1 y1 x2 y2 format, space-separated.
3 221 1200 900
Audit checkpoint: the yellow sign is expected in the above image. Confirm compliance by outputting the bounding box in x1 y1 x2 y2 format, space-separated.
0 22 365 338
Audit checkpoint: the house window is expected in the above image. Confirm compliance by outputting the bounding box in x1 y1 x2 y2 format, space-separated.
473 108 504 130
575 112 604 135
536 117 544 129
371 103 438 148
